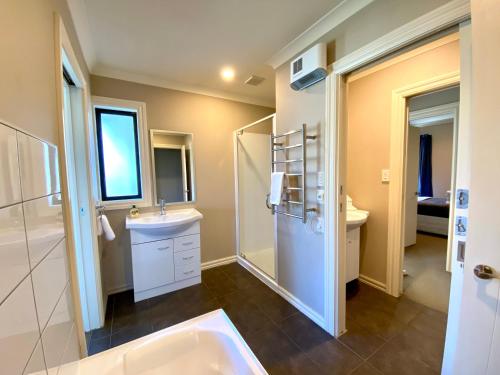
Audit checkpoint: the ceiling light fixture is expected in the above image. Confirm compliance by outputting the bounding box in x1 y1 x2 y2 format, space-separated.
221 67 235 81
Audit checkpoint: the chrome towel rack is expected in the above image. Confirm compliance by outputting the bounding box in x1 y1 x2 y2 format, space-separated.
271 123 316 223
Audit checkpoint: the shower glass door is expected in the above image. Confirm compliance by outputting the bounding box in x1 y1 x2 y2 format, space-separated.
236 115 276 279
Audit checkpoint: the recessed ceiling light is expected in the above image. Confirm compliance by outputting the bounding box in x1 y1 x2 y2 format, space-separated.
221 67 235 81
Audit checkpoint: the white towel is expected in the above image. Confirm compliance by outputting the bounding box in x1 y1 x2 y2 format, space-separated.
270 172 285 205
100 214 115 241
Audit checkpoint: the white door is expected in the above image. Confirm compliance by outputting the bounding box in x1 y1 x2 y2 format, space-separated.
404 125 419 247
443 13 500 374
62 79 104 331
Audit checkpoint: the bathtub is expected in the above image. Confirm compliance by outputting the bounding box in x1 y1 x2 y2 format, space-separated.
57 309 267 375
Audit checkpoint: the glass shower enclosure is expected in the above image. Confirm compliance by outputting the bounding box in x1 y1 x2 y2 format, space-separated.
234 114 276 279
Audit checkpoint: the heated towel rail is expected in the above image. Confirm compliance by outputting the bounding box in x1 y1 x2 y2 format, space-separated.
271 123 316 223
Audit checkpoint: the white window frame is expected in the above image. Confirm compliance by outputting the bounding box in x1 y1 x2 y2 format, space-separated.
91 96 152 209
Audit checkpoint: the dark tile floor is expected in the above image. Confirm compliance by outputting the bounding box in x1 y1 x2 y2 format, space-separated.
87 263 447 375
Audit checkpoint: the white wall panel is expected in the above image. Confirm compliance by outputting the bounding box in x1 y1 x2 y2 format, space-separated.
17 132 60 201
0 277 40 374
0 124 22 207
0 204 30 303
32 240 69 329
23 194 65 268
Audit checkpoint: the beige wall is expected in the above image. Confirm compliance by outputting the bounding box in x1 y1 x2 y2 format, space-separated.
419 123 454 198
0 0 89 143
90 75 274 293
346 37 460 284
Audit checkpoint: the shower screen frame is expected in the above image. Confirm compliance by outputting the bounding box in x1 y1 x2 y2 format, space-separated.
233 113 278 281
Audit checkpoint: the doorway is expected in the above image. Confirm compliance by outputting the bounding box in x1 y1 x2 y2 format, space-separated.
332 31 463 373
403 87 459 312
234 114 277 279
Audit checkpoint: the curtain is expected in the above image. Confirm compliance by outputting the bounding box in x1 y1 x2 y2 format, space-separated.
418 134 433 197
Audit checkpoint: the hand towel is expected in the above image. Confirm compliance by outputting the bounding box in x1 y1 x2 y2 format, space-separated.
100 214 115 241
270 172 285 205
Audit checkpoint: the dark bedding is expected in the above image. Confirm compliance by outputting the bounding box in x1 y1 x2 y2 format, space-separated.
417 198 450 218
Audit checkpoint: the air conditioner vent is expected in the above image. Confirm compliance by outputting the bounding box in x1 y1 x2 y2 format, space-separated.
290 43 327 91
244 75 265 86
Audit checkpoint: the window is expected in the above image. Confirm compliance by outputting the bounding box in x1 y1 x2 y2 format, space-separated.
92 97 151 208
95 108 142 201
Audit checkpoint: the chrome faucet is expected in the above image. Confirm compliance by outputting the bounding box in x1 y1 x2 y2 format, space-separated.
160 199 166 216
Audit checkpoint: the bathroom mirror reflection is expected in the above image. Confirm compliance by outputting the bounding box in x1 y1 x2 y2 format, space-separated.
150 130 195 205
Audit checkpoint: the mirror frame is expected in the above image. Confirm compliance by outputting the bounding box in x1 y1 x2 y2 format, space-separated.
149 129 196 206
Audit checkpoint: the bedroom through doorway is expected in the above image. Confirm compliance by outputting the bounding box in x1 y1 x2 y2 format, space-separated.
403 86 459 313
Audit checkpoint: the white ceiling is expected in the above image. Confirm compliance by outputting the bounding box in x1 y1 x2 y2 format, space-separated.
76 0 345 107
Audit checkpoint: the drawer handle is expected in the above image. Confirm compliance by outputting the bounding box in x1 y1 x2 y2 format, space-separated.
183 270 194 275
158 246 170 251
182 242 194 246
182 256 194 261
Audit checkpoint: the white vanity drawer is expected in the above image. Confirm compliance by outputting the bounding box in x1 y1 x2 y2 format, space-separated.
131 239 174 292
174 234 200 253
175 262 201 281
174 248 200 266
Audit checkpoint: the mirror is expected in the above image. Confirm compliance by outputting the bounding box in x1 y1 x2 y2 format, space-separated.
150 130 195 204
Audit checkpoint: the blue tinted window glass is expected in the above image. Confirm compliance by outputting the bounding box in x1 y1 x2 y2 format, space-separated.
96 109 142 200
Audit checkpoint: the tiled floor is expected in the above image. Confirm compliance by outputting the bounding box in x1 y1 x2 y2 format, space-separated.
87 263 447 374
404 233 451 312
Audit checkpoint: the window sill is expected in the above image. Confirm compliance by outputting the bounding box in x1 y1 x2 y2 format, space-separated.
99 199 152 211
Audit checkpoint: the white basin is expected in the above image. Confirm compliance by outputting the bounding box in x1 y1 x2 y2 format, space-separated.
346 209 369 230
126 208 203 230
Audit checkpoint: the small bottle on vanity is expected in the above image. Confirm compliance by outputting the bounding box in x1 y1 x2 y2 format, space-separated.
129 205 140 218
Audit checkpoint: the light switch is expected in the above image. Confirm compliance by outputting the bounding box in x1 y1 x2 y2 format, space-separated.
381 169 390 183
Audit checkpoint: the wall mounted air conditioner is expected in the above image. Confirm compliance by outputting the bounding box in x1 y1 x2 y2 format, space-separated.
290 43 327 91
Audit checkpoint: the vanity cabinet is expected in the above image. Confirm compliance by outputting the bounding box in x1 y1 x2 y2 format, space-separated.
346 227 360 283
129 221 201 302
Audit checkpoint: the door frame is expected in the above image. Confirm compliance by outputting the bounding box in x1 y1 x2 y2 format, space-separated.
324 0 470 336
54 14 104 353
407 101 460 273
387 73 460 297
233 113 278 281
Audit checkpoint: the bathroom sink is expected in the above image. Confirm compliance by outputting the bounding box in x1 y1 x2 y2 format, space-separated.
346 209 369 230
126 208 203 230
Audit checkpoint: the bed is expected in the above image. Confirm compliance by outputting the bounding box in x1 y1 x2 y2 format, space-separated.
417 197 450 236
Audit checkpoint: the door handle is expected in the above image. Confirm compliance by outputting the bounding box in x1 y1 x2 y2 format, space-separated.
473 265 499 280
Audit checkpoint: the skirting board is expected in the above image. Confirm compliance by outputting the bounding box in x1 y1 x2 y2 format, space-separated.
237 256 326 331
358 274 387 292
107 283 133 295
201 255 237 270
